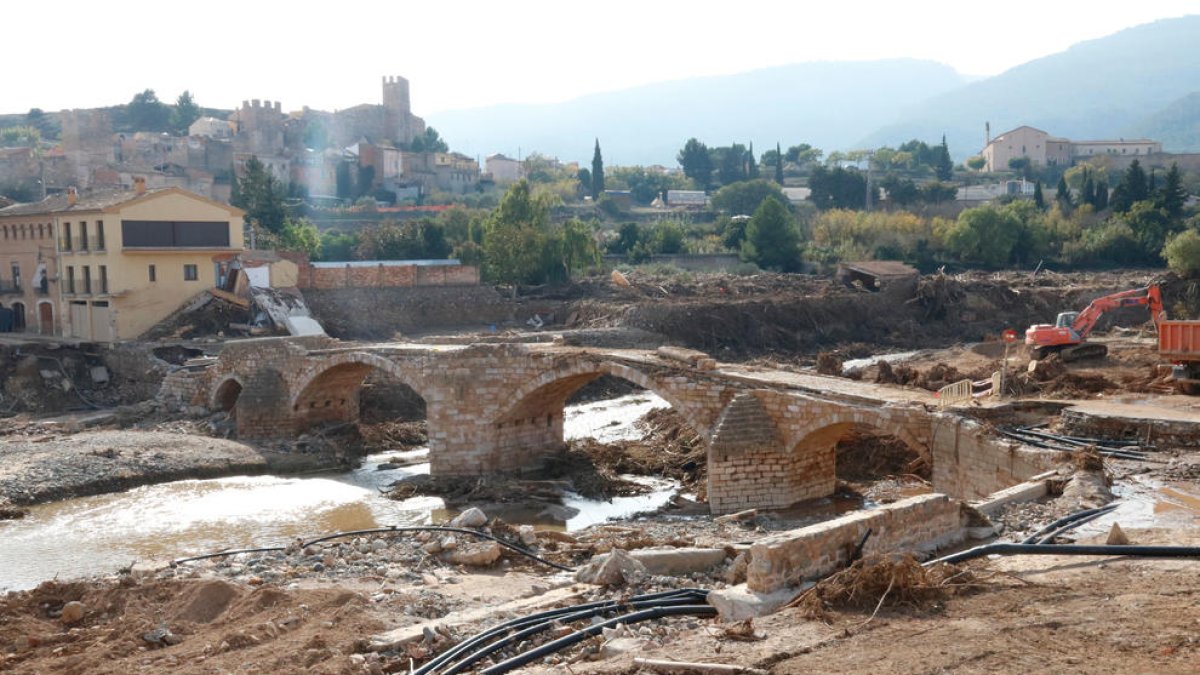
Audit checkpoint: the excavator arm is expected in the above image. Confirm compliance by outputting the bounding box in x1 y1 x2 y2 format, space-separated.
1071 285 1164 339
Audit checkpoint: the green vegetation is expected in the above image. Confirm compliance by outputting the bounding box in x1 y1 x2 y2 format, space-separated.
741 196 802 271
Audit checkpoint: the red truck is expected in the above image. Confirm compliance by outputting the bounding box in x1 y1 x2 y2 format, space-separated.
1159 318 1200 395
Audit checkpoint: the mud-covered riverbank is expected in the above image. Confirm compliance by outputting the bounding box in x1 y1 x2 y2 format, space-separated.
0 429 346 508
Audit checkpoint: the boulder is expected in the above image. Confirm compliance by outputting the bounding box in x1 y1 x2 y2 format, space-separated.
574 548 648 587
449 507 488 528
443 541 503 567
60 601 85 625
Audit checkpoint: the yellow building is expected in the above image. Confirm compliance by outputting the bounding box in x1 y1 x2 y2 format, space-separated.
1 183 243 341
0 205 58 334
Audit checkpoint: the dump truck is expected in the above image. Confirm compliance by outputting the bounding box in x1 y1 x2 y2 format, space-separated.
1159 318 1200 395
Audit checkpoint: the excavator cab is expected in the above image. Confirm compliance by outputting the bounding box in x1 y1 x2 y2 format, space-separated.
1055 311 1079 329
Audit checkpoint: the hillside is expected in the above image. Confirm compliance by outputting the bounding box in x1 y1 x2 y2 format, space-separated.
1132 91 1200 152
860 16 1200 158
428 59 966 167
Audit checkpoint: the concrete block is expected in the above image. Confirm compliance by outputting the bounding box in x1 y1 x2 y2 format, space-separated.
708 583 805 621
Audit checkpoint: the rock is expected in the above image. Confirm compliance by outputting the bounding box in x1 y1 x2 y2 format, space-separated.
715 508 758 525
90 366 110 384
449 507 488 528
1106 522 1131 545
708 584 804 621
372 539 387 551
443 541 503 567
623 548 728 576
60 601 85 625
518 525 538 547
439 536 458 551
422 541 443 554
575 548 648 587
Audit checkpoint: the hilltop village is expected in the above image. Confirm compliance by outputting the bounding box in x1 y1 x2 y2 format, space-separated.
0 67 1198 674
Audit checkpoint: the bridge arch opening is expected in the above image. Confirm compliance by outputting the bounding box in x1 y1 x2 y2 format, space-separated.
212 377 244 417
492 361 710 479
786 419 930 507
289 355 429 442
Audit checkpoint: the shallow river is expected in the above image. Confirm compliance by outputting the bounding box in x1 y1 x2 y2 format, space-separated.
0 393 673 592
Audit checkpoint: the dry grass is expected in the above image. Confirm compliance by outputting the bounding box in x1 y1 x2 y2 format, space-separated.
788 555 972 620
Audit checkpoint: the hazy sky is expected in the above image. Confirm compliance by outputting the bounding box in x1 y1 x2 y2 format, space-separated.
4 1 1198 115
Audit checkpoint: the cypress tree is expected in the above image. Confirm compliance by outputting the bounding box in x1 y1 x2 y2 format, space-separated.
1056 175 1072 207
591 139 604 200
1033 180 1045 209
774 142 784 185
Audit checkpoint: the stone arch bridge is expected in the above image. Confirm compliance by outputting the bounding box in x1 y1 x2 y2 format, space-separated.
162 336 959 514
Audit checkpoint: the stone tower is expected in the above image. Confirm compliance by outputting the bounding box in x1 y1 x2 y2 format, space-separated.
381 75 425 145
382 76 411 116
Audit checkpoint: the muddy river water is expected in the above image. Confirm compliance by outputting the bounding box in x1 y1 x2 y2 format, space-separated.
0 393 673 592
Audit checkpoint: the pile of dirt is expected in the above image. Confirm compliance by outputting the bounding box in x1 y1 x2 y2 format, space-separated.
873 360 988 392
140 293 251 341
0 577 383 673
835 432 929 482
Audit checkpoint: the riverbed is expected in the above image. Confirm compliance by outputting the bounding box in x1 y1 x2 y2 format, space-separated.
0 393 674 592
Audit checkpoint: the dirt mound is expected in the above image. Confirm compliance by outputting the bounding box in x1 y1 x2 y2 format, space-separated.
874 360 987 392
836 432 929 482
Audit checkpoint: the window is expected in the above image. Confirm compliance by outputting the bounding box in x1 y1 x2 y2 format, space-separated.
121 220 231 248
96 221 105 250
148 264 156 282
10 263 20 290
67 266 76 293
63 223 72 250
82 266 91 294
183 264 198 281
79 222 89 250
99 265 108 294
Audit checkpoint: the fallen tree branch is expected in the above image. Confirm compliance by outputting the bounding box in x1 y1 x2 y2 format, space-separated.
631 658 770 674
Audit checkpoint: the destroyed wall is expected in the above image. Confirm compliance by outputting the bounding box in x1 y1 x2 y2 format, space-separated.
746 493 965 593
303 286 512 339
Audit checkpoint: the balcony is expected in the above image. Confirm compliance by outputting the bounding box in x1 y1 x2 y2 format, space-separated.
0 280 22 295
59 236 107 254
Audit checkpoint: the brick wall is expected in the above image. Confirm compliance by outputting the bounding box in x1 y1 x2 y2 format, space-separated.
746 493 965 593
930 414 1065 500
297 262 479 290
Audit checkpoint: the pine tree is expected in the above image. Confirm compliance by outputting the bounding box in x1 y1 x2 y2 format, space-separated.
1095 179 1109 210
741 196 801 271
774 142 784 185
1158 163 1186 218
591 139 605 200
1082 174 1096 207
747 142 759 179
1033 181 1045 209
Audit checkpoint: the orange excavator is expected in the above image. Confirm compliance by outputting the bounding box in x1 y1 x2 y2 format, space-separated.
1025 284 1164 362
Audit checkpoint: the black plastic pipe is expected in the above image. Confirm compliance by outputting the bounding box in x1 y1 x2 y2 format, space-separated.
479 604 717 674
1036 508 1118 545
440 594 709 675
1020 504 1119 545
171 525 575 572
412 588 709 675
926 543 1200 566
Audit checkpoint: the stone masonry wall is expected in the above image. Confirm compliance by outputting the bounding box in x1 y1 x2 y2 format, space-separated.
930 414 1065 500
298 262 479 289
746 493 965 593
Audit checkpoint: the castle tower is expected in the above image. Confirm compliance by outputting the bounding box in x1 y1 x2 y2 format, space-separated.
382 76 411 116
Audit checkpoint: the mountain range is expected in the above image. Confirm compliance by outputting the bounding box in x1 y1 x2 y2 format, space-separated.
428 15 1200 166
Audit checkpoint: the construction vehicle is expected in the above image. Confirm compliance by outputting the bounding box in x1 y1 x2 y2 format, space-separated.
1158 318 1200 395
1025 285 1164 362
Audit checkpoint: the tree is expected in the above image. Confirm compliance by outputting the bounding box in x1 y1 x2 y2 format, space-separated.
677 138 713 188
1007 157 1032 180
1095 179 1109 210
741 196 801 271
1110 159 1149 213
966 156 987 171
809 165 866 210
1163 229 1200 277
591 139 605 200
277 219 322 258
1034 181 1045 209
409 126 449 153
713 143 749 185
785 144 822 166
919 182 958 204
880 175 920 207
127 89 170 132
942 205 1021 266
558 218 600 277
711 179 788 216
773 142 784 185
1157 163 1187 218
1119 201 1175 261
935 135 953 181
232 156 287 233
0 126 40 148
609 222 641 254
1055 175 1072 209
335 162 354 200
25 108 53 139
576 167 592 195
747 142 759 179
171 90 201 135
483 180 553 286
356 220 451 260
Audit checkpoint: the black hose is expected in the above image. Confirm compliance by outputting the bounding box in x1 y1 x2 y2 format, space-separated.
1020 505 1119 545
1036 508 1118 545
926 543 1200 566
479 604 717 674
171 525 575 572
439 593 709 675
413 589 708 675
